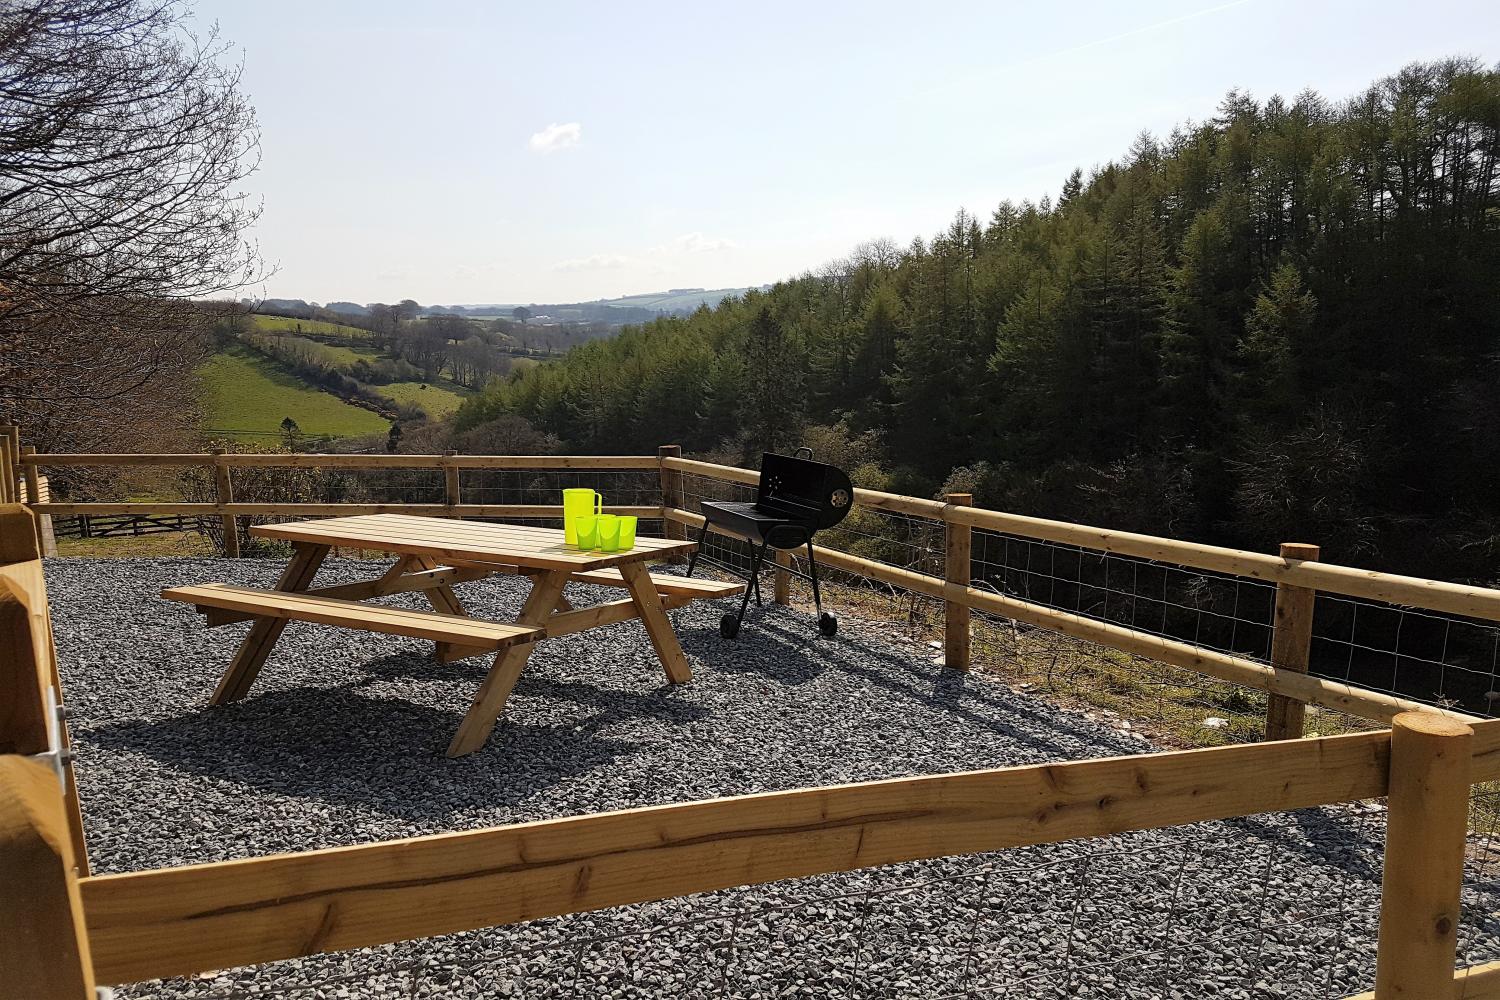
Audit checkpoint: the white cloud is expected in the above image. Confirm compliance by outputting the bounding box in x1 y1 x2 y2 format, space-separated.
553 253 635 272
528 122 582 153
650 232 738 255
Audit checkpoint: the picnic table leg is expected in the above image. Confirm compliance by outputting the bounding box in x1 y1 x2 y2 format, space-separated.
447 569 569 758
209 542 329 705
618 561 693 685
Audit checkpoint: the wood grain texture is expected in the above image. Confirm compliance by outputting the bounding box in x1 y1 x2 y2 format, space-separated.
1375 713 1473 997
209 543 328 705
34 502 664 518
24 453 659 470
164 584 540 650
944 493 973 672
210 450 239 559
0 502 40 564
80 727 1399 985
0 757 95 999
446 570 567 757
249 514 693 571
198 564 493 626
0 548 90 874
1265 542 1320 741
618 560 693 684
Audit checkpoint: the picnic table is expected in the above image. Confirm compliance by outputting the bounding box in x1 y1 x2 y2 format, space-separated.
163 514 743 756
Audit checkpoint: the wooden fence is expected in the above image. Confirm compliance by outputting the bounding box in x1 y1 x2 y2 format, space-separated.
2 499 1500 997
7 431 1500 737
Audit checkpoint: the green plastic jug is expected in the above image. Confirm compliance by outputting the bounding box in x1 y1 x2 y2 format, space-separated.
563 489 602 547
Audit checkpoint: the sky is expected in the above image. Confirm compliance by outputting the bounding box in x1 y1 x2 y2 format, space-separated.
191 0 1500 307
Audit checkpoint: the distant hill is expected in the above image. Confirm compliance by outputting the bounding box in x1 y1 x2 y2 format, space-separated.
434 286 763 319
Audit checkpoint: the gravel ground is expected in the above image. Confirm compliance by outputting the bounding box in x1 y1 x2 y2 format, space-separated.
44 557 1500 999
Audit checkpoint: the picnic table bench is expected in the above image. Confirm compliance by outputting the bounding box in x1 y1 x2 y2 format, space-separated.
163 514 743 756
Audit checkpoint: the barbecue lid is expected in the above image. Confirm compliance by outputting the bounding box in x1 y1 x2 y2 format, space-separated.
759 451 855 530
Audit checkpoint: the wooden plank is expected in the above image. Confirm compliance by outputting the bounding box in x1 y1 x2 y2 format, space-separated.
566 567 744 599
773 549 791 605
0 525 90 873
164 585 540 650
1374 713 1473 996
0 757 95 999
665 509 1479 728
0 502 34 565
33 503 663 518
0 430 15 504
441 451 461 505
410 555 467 618
543 594 693 639
1346 959 1500 999
209 543 328 705
249 514 693 572
199 564 493 625
944 492 973 671
658 445 688 554
1265 542 1320 740
23 453 659 470
80 727 1401 985
447 570 567 757
618 560 693 684
211 449 239 559
0 562 53 756
1457 963 1500 1000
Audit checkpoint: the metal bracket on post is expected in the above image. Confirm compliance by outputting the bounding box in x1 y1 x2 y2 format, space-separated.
29 683 72 795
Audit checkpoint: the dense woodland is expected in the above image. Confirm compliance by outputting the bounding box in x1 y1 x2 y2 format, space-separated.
452 59 1500 582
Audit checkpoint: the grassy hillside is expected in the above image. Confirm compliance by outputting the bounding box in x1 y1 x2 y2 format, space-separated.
198 345 389 439
374 380 468 417
249 314 372 338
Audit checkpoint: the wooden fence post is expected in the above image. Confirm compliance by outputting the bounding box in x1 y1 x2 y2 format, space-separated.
4 426 18 503
658 445 686 560
0 426 14 504
944 493 973 671
211 448 239 559
443 449 461 508
1374 711 1472 997
773 549 792 605
1265 542 1320 740
19 446 56 557
0 758 96 1000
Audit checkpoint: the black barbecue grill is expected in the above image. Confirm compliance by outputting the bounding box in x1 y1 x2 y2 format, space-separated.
686 448 854 639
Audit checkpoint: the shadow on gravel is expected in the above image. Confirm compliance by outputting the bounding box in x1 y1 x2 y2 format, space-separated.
85 684 658 820
682 611 1139 761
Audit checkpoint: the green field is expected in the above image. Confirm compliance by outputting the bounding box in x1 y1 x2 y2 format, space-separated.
301 340 382 365
250 314 372 338
374 380 469 417
198 345 389 439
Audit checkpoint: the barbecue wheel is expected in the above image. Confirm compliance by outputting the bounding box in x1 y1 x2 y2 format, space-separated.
720 613 740 639
818 612 838 637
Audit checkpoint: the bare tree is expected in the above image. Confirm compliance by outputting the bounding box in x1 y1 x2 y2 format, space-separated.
0 0 264 450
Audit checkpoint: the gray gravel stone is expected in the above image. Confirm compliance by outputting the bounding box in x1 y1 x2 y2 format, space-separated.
42 557 1500 999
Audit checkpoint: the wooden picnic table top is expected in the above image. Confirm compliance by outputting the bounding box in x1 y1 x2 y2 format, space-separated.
249 513 696 571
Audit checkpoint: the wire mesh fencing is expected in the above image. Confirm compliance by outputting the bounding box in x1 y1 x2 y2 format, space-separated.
673 467 1500 755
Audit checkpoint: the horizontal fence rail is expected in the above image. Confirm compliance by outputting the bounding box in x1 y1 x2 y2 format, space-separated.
72 718 1500 985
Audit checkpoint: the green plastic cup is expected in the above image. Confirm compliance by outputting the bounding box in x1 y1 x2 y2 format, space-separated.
575 514 600 550
597 514 621 552
617 515 637 551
